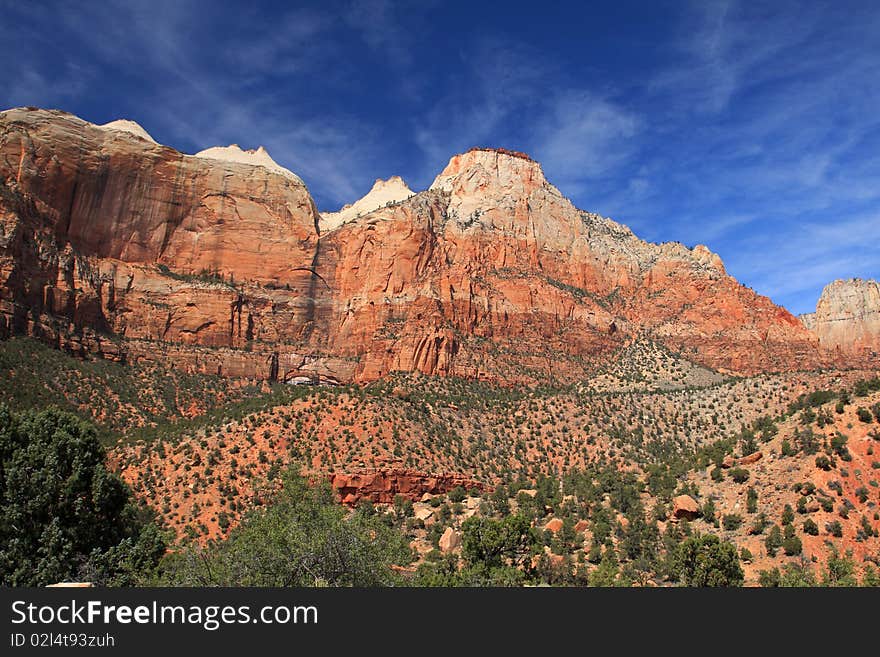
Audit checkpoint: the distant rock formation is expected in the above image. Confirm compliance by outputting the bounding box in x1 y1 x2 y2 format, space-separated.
330 468 483 505
800 278 880 358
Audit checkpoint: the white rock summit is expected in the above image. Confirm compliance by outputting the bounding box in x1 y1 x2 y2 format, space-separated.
99 119 157 144
194 144 303 184
320 175 414 231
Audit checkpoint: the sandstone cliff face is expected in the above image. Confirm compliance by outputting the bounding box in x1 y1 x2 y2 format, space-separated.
0 109 831 382
801 279 880 358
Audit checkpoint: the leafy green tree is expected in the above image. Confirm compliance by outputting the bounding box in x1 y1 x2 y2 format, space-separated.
674 534 744 587
461 513 537 571
0 406 165 586
750 512 769 535
490 484 510 516
729 468 750 484
160 470 411 585
758 568 781 587
702 498 716 524
393 494 414 519
779 559 817 586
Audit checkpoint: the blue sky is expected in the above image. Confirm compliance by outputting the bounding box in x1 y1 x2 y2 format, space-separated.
2 0 878 314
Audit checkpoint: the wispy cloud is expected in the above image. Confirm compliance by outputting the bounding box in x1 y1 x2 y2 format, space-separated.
412 43 640 193
532 91 639 196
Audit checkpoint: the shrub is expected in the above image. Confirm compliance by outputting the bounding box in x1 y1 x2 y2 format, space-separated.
729 468 750 484
758 568 781 587
722 514 743 531
802 519 819 535
448 486 467 504
158 470 411 586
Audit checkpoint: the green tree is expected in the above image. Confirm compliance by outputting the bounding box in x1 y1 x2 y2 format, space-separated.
461 513 537 571
588 546 626 587
765 524 783 557
821 547 858 587
802 519 819 535
674 534 744 587
862 564 880 587
702 498 716 524
759 560 818 587
758 568 781 587
729 467 750 484
160 470 411 586
746 487 758 513
0 406 165 586
782 525 802 556
780 559 817 586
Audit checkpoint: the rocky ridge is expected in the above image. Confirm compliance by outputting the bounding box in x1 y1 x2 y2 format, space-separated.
0 108 839 384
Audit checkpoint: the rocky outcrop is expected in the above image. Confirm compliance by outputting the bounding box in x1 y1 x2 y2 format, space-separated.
801 279 880 360
0 109 834 384
329 468 483 505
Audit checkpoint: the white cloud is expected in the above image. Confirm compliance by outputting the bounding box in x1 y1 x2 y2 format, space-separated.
532 91 639 192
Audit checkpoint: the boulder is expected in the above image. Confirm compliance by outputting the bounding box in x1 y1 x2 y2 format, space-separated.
738 451 763 466
672 495 700 520
439 527 461 553
544 518 564 533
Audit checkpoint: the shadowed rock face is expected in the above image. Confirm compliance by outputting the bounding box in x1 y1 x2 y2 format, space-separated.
800 279 880 358
0 108 831 383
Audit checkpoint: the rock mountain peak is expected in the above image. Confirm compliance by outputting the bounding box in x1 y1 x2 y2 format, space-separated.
2 106 863 385
193 143 303 184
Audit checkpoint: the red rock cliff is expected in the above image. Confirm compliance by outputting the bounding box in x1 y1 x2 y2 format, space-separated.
1 108 830 382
